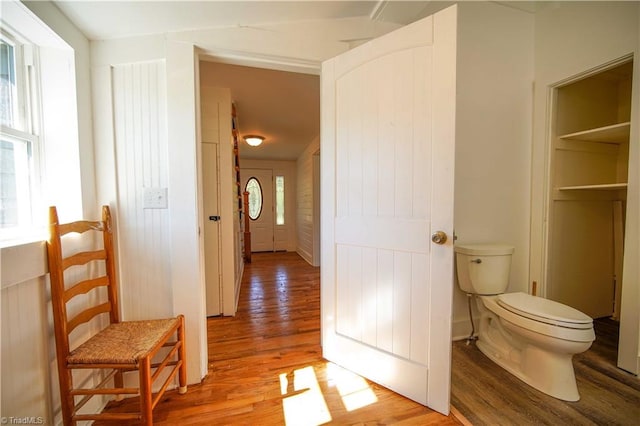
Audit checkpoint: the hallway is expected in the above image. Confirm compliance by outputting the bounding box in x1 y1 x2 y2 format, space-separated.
99 252 462 424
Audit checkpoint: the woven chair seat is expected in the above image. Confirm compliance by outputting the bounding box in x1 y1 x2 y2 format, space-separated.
68 318 180 365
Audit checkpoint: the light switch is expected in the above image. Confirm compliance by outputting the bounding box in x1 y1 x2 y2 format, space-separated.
143 187 168 209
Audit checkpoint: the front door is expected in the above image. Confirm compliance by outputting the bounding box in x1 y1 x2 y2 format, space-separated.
321 5 457 415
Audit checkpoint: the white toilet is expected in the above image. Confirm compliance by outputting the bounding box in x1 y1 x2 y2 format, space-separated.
455 243 595 401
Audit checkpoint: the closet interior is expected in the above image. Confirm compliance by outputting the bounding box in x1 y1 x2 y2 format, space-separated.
547 58 633 320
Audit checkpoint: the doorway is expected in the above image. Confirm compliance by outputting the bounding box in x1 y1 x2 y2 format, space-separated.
197 59 321 320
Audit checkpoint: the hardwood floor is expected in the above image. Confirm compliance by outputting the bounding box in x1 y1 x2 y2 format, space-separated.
98 252 462 425
451 317 640 425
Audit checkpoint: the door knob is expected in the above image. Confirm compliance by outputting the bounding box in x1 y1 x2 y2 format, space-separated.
431 231 447 245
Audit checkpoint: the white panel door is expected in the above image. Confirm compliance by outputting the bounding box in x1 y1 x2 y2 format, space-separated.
321 6 457 415
242 169 274 252
203 142 222 316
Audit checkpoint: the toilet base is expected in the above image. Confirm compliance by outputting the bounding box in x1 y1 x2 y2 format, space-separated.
476 337 580 402
472 295 594 402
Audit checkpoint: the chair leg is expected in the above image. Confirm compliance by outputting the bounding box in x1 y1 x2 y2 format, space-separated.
59 368 76 426
114 370 125 401
139 357 153 426
177 314 187 394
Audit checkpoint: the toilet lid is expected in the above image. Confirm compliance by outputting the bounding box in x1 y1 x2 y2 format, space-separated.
497 292 593 328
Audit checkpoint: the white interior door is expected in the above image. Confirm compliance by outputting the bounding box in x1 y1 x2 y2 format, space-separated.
203 142 222 316
242 169 274 252
321 6 457 415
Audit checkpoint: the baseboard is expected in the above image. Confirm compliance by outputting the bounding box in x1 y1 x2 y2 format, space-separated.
296 247 313 266
451 404 474 426
234 264 244 315
452 316 474 341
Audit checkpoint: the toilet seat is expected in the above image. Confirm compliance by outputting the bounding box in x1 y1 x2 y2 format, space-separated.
497 292 593 330
479 295 595 343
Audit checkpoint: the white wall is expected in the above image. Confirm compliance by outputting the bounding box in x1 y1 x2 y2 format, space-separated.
529 1 639 374
92 35 207 383
22 0 97 218
241 159 298 252
296 136 320 265
451 2 534 338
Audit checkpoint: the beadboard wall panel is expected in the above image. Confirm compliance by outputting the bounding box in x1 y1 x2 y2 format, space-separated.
112 61 173 320
296 137 319 265
1 276 51 422
1 237 107 425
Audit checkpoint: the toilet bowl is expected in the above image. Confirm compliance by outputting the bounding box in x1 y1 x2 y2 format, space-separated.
455 243 595 401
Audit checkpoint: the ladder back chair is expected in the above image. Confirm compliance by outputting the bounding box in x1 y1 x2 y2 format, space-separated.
47 205 187 425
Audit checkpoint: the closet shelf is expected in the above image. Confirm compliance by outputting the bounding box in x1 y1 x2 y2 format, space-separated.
559 122 630 144
557 183 628 191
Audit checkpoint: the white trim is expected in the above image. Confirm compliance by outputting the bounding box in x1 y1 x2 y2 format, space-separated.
199 48 320 75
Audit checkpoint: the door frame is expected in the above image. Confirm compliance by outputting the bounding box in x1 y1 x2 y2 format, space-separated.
540 54 639 374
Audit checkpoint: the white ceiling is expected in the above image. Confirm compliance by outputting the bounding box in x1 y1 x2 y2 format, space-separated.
201 61 320 160
51 1 539 161
53 1 382 41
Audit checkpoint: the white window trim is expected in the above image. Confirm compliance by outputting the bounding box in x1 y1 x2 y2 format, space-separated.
1 1 81 246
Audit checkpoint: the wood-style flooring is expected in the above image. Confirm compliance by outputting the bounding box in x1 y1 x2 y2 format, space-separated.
451 317 640 425
98 252 462 425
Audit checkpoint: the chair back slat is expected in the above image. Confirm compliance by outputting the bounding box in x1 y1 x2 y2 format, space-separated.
64 276 110 302
59 220 104 236
67 302 112 334
62 249 107 270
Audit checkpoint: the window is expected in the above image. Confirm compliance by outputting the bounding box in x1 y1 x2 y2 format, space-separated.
0 2 82 244
245 177 263 220
275 175 284 225
1 39 17 127
1 32 40 235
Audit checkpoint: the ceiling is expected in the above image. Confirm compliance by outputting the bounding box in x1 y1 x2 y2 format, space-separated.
201 61 320 160
52 1 438 41
51 1 539 161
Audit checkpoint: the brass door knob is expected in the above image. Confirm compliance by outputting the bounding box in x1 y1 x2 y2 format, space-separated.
431 231 447 245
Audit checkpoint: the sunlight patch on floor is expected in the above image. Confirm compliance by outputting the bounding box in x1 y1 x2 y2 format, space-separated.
280 366 332 425
326 362 378 411
279 363 379 425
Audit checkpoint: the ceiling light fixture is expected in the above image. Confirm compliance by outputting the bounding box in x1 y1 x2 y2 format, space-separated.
244 135 264 147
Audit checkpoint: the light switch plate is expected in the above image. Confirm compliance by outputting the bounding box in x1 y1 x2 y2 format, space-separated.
143 187 168 209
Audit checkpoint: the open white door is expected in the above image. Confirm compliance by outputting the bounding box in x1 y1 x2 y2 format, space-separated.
321 6 457 415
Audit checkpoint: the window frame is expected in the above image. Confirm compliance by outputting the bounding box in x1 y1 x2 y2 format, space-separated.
275 175 285 226
245 177 263 221
0 28 43 240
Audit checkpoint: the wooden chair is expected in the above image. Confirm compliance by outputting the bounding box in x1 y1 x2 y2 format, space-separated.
46 205 187 425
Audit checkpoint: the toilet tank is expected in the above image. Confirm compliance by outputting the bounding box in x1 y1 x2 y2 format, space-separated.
455 244 514 295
